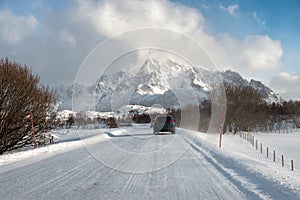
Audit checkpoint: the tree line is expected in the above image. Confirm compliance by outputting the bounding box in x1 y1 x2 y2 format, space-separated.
170 84 300 134
223 84 300 133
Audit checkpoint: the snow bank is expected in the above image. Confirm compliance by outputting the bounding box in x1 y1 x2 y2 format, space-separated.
0 140 83 166
0 129 107 166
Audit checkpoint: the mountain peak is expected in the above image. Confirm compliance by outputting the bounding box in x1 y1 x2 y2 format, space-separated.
220 70 249 87
56 59 282 111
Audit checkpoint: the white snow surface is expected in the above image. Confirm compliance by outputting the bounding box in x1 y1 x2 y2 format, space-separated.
253 132 300 172
56 110 77 119
0 126 299 199
0 129 106 166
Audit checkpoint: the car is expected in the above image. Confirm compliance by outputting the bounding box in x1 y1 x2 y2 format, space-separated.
153 115 175 134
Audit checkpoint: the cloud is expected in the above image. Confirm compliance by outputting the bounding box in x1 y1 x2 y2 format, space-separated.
239 35 282 70
201 4 210 10
252 12 267 30
0 10 37 43
74 0 282 70
76 0 205 37
198 34 282 74
0 0 283 90
220 4 239 16
0 6 100 85
60 30 77 46
270 72 300 100
271 72 299 89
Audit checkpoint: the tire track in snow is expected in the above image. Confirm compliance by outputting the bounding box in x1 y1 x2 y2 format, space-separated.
91 128 246 199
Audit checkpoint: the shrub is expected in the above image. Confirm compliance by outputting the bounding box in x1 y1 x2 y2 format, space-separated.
0 58 56 154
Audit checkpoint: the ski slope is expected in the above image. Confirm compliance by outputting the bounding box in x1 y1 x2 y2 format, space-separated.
0 126 299 199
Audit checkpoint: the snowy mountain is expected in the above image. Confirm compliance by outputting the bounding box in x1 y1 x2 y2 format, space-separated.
56 59 281 111
94 59 211 111
220 70 281 103
219 70 249 87
56 84 73 110
249 79 281 104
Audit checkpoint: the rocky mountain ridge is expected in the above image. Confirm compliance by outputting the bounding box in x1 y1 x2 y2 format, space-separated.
56 59 281 111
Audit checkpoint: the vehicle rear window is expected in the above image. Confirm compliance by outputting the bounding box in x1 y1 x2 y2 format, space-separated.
156 116 173 123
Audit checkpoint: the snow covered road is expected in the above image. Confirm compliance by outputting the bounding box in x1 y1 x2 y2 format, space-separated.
0 126 299 199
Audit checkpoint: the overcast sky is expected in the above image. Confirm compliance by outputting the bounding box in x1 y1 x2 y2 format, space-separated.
0 0 299 100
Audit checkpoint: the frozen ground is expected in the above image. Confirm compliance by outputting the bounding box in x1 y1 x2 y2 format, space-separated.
0 125 299 199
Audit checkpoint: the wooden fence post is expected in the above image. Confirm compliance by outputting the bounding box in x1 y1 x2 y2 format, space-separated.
273 150 276 162
43 134 46 146
49 135 54 144
256 140 258 150
260 143 262 154
219 111 223 148
282 155 284 167
291 160 294 171
267 147 269 158
30 112 37 149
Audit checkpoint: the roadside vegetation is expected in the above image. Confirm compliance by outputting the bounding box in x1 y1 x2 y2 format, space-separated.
223 84 300 133
0 58 56 154
172 84 300 133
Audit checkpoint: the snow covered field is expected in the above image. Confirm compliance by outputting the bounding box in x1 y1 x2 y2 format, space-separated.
213 132 300 197
254 132 300 170
0 126 299 199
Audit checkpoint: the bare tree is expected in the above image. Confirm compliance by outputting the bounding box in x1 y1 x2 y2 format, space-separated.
224 84 269 133
0 58 56 154
280 100 300 128
290 101 300 128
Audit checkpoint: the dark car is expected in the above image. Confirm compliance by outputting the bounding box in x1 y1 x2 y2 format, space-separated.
153 115 175 134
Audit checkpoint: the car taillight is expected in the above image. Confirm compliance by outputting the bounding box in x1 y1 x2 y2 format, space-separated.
169 120 174 123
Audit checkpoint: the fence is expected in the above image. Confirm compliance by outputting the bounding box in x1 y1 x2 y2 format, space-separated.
239 131 295 171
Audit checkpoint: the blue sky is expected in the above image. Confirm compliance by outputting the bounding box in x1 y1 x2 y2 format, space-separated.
173 0 300 72
0 0 299 99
